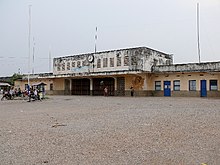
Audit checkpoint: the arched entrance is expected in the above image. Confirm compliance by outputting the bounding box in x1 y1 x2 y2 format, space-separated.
93 78 115 96
72 79 90 95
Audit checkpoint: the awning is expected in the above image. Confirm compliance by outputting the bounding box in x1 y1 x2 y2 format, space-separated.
0 82 11 87
32 82 47 86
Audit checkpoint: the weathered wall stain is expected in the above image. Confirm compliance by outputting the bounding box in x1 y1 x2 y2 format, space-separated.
132 76 145 90
153 61 220 73
53 47 172 75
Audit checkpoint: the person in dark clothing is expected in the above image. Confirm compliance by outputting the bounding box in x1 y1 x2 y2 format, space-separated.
130 86 134 97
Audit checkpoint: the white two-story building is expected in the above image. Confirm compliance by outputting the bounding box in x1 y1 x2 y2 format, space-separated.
15 46 220 97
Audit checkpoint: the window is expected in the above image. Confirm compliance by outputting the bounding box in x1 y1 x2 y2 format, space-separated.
72 62 75 68
155 81 161 91
97 59 101 68
117 56 121 66
189 80 196 91
77 61 81 68
67 62 70 70
62 63 65 71
166 60 171 65
124 55 129 66
110 58 114 67
173 80 180 91
210 80 218 91
103 58 108 67
57 63 61 71
82 60 86 67
50 83 53 91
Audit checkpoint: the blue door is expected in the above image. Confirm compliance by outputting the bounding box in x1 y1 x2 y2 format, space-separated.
200 80 207 97
164 81 171 96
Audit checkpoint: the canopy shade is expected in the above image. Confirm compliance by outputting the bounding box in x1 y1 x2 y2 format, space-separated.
0 82 11 86
32 82 47 86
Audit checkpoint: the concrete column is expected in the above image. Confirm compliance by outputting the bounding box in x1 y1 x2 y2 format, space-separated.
114 77 117 91
90 78 93 95
114 77 117 96
69 78 72 95
129 51 132 70
143 74 147 90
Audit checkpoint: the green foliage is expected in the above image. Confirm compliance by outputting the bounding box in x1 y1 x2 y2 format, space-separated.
7 73 23 86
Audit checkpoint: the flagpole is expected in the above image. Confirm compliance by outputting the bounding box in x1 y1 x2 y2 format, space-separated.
28 5 32 89
197 3 201 63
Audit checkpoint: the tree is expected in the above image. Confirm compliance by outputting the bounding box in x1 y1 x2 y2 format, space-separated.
7 73 23 86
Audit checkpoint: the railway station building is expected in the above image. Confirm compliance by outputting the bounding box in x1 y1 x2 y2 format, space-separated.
14 47 220 97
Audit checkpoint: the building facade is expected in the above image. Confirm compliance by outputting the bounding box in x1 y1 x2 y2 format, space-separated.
152 62 220 97
14 47 220 97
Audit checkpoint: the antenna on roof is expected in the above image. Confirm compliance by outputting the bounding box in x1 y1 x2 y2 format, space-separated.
95 27 98 53
197 3 201 63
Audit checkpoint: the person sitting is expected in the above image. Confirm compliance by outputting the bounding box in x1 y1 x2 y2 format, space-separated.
1 90 6 101
17 88 22 97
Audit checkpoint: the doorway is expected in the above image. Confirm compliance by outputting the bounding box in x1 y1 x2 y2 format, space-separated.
164 81 171 97
200 80 207 97
93 78 115 96
72 79 90 95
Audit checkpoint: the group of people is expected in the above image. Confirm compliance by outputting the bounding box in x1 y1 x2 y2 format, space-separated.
1 87 25 101
28 88 42 102
1 86 44 101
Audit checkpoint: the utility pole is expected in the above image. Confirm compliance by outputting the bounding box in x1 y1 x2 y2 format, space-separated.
93 27 98 72
49 46 52 72
28 5 32 89
197 3 201 63
32 37 35 74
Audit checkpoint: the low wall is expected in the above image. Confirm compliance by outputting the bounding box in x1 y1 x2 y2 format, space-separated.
207 91 220 97
50 90 220 97
172 91 200 97
125 90 154 97
53 90 65 95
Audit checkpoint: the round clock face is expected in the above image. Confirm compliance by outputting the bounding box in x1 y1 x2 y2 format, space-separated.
88 55 94 63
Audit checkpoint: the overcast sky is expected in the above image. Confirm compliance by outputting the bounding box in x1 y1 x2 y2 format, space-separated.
0 0 220 76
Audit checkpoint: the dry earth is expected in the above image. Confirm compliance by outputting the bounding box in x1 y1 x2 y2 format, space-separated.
0 95 220 165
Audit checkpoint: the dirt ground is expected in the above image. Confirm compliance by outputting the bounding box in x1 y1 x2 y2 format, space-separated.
0 95 220 165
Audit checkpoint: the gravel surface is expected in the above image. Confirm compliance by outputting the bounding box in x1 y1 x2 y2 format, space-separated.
0 95 220 165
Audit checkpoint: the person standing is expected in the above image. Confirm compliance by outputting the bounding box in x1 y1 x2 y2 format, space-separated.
130 86 134 97
104 86 108 96
9 88 14 100
34 89 38 100
42 86 45 99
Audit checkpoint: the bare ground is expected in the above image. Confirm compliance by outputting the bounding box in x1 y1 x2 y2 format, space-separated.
0 96 220 165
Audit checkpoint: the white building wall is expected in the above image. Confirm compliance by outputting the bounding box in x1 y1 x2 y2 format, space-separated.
53 47 172 75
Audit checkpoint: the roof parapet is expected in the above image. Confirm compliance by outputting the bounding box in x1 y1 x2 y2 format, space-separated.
153 61 220 73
